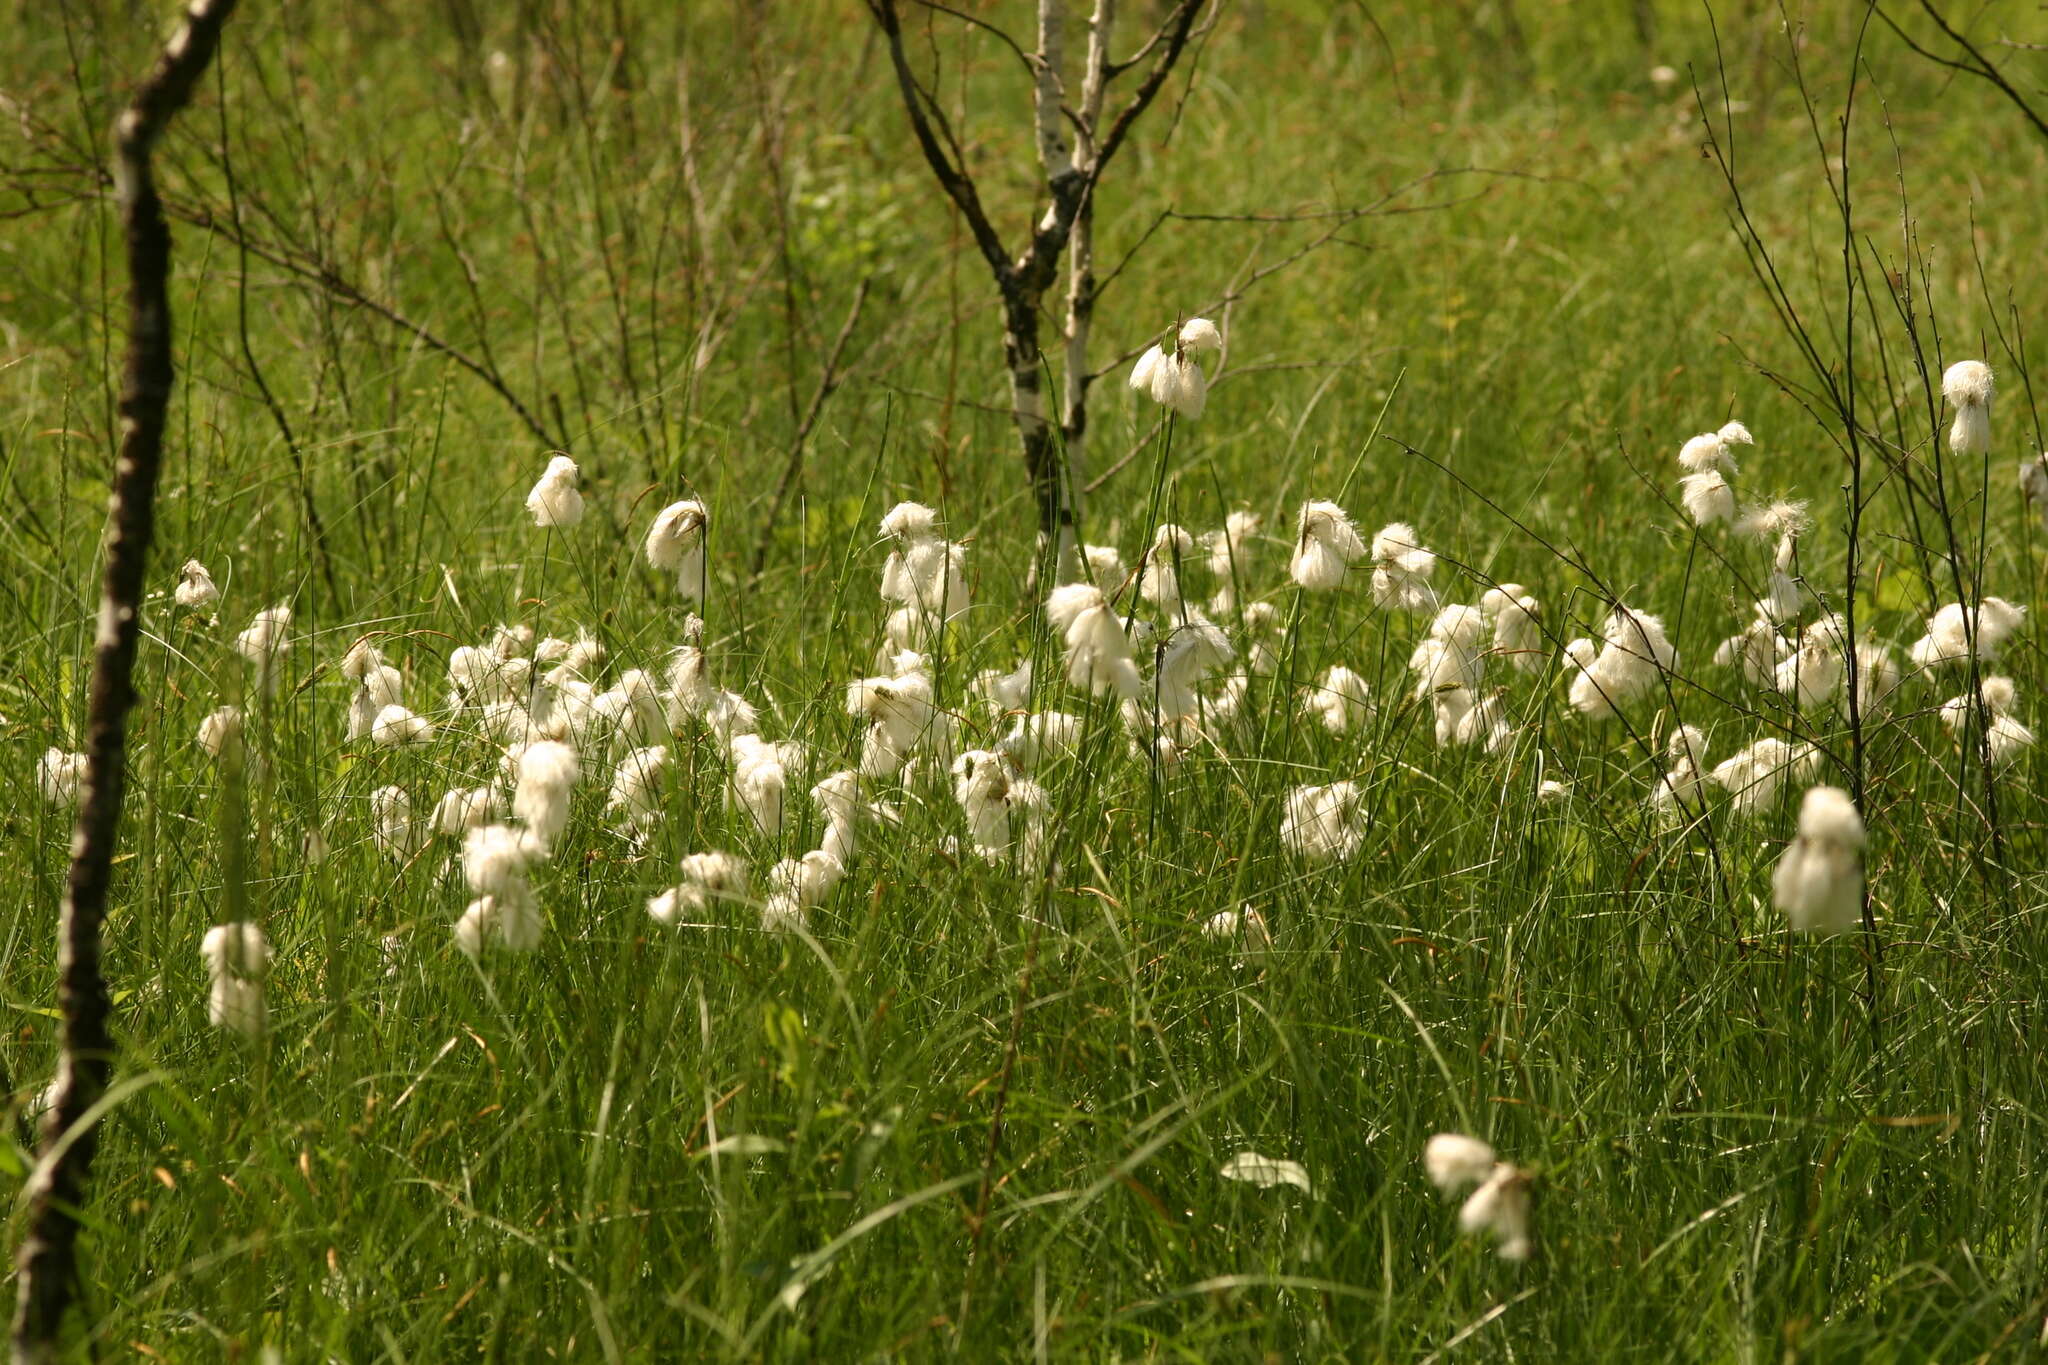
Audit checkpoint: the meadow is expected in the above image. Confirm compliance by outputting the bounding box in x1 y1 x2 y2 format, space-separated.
5 1 2048 1358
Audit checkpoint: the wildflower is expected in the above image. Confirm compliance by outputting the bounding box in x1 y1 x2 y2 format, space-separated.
200 922 272 1037
196 705 245 759
1201 906 1273 946
1677 420 1753 474
811 769 895 864
1302 664 1372 735
1772 786 1866 934
174 559 218 610
1714 607 1789 687
1908 598 2026 669
952 750 1051 868
878 503 970 647
1773 614 1845 710
1154 611 1236 724
702 689 759 746
492 624 534 659
997 710 1082 770
526 454 584 527
1480 584 1544 671
1650 724 1708 818
644 499 708 600
370 785 425 860
1424 1133 1500 1192
607 746 670 830
1045 583 1142 699
462 823 536 898
1218 1152 1311 1193
647 850 751 926
1290 501 1367 591
1203 510 1261 610
1939 676 2036 768
729 733 804 838
1734 500 1809 542
848 668 937 779
38 748 86 806
432 786 498 837
973 659 1033 717
1369 521 1437 611
1942 360 1994 454
761 849 845 932
1128 322 1212 421
2020 454 2048 531
1567 605 1677 719
1853 637 1902 714
1709 737 1817 817
454 888 543 956
236 604 292 694
1081 544 1129 596
1536 778 1571 803
1134 524 1196 611
371 705 434 747
1423 1133 1531 1261
1280 781 1367 863
1410 604 1487 703
592 669 668 753
1679 471 1735 525
513 740 580 853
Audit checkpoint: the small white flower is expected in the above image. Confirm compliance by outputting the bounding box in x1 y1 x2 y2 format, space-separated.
526 454 584 527
38 748 87 806
1368 521 1437 611
643 499 708 599
1045 583 1142 699
1302 665 1372 735
1281 781 1367 863
1218 1151 1312 1193
1942 360 1994 454
1679 471 1735 525
513 740 581 853
174 559 219 610
1772 786 1865 934
370 785 425 861
370 705 434 747
235 604 292 693
432 787 499 837
1424 1133 1498 1191
1290 501 1367 591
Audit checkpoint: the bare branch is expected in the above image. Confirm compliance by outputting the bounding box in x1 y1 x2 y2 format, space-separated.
11 2 239 1359
1876 3 2048 144
866 0 1013 280
1091 0 1206 178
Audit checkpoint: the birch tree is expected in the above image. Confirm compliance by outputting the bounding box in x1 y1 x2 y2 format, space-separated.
864 0 1207 580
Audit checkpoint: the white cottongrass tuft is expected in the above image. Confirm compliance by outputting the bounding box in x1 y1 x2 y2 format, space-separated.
1218 1151 1311 1193
729 733 805 837
2020 454 2048 531
1679 470 1735 525
952 750 1051 869
1709 737 1818 817
1202 906 1273 947
648 850 752 927
1942 360 1994 454
1423 1133 1531 1261
1045 583 1142 699
1938 677 2036 768
1080 544 1129 596
973 659 1033 715
1566 605 1677 718
997 711 1082 771
1480 584 1544 671
1153 611 1236 725
1773 614 1846 710
432 786 499 837
526 454 584 528
201 922 273 1037
644 499 708 599
1128 324 1213 421
1302 664 1372 735
1907 598 2026 670
1369 521 1438 612
1203 509 1262 598
1281 781 1367 863
1138 523 1196 609
847 668 938 779
196 705 245 760
1289 501 1367 591
174 559 219 610
760 849 845 933
512 740 581 853
606 745 670 830
371 704 434 747
235 604 293 694
1676 420 1753 475
38 748 87 806
1772 786 1866 934
1650 724 1709 818
370 785 424 861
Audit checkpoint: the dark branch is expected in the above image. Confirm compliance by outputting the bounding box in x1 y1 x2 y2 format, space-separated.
11 2 239 1360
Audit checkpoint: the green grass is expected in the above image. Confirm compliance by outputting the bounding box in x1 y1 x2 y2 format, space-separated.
6 1 2048 1358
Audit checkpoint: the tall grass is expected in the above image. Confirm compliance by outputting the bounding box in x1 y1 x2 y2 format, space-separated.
4 2 2048 1358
